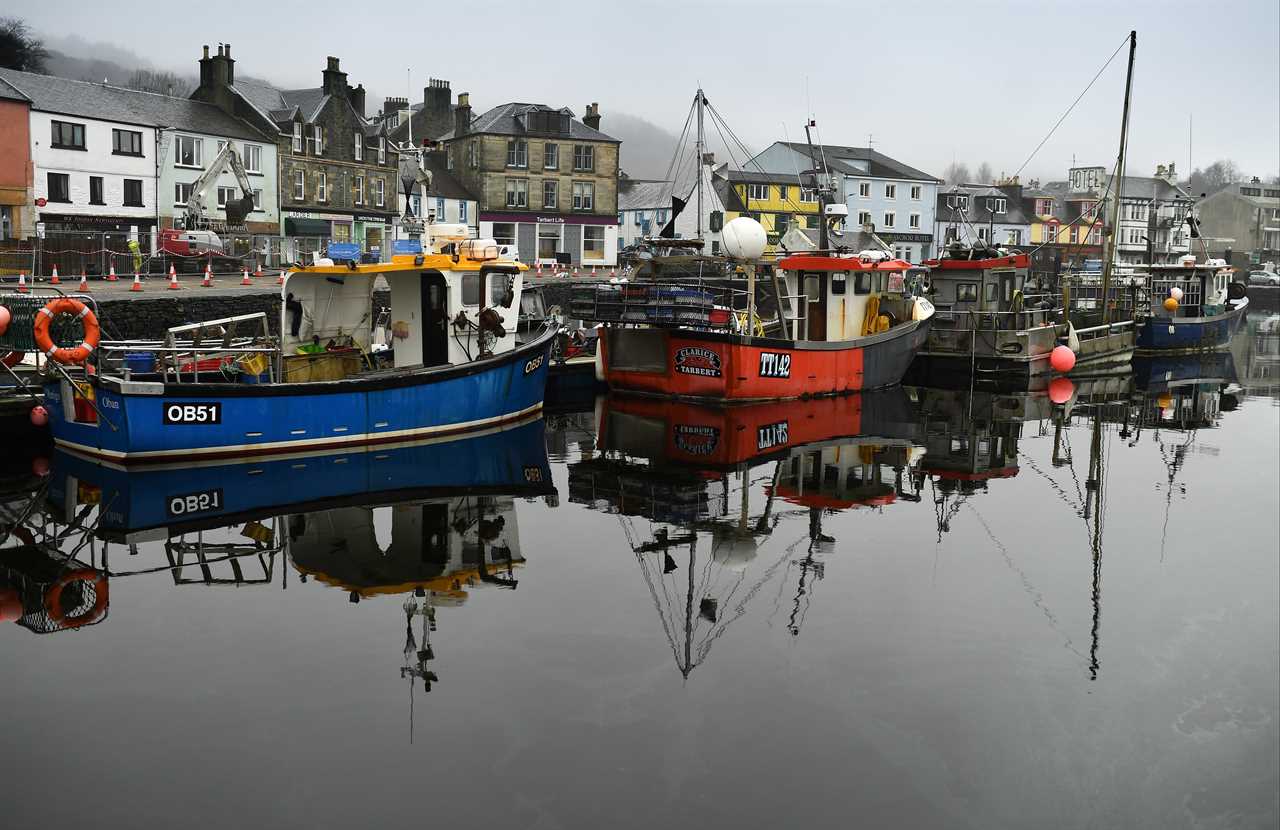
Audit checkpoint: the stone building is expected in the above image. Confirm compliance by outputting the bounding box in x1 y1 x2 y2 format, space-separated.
438 96 620 267
1194 178 1280 268
191 45 398 259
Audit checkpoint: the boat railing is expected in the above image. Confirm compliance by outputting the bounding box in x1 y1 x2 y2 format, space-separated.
569 282 751 330
932 303 1058 333
1073 319 1135 342
96 312 279 385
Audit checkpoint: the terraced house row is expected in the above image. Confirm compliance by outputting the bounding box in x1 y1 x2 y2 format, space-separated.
0 44 621 268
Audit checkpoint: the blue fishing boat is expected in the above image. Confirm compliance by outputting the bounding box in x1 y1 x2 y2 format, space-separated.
37 223 556 464
1136 259 1249 352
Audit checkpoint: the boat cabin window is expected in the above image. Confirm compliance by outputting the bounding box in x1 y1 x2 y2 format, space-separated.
985 283 998 303
520 290 545 318
854 272 872 295
1003 278 1015 303
831 273 847 295
490 272 515 308
461 273 481 306
956 283 978 302
803 274 821 301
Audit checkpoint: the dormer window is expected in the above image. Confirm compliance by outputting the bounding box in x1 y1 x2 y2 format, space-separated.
377 137 386 164
947 194 969 210
988 197 1006 214
354 132 363 161
292 122 303 153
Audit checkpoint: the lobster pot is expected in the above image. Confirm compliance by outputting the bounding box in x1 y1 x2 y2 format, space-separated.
0 293 95 354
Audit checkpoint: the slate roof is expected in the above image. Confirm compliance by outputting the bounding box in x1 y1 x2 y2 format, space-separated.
772 141 940 183
409 155 476 202
387 102 455 144
935 184 1032 225
280 88 329 122
436 102 618 143
1107 174 1191 202
619 180 676 212
0 68 274 141
0 75 30 103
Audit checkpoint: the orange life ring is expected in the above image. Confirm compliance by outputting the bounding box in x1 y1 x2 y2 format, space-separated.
1 350 22 368
44 568 109 628
33 298 100 365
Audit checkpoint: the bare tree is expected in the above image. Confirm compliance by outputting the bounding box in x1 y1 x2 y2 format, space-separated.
0 17 48 72
125 68 186 96
942 162 971 185
976 162 994 184
1188 159 1243 196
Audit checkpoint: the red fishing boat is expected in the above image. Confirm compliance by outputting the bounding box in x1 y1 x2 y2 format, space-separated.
584 250 934 401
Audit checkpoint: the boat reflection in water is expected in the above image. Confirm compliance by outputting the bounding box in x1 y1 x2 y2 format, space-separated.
570 389 924 675
5 419 554 670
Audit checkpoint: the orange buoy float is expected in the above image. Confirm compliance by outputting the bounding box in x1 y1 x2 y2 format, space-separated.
0 304 10 335
1048 376 1075 404
1163 296 1179 313
32 297 101 365
1049 344 1076 373
43 568 109 628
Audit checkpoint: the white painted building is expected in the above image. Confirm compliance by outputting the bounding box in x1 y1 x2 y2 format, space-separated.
0 68 279 249
617 161 726 254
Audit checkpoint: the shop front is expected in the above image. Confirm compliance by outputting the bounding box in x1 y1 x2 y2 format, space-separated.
479 211 618 267
36 211 159 276
285 210 394 261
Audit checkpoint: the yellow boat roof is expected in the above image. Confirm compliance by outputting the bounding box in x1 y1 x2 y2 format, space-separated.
290 253 527 276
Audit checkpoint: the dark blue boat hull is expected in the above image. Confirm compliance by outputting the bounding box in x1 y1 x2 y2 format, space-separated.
1136 301 1247 352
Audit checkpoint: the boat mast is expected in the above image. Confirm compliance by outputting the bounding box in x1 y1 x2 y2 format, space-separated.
696 89 705 243
803 120 829 251
1102 30 1137 325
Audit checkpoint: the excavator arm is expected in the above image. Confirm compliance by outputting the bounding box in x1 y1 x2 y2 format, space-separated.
182 141 257 230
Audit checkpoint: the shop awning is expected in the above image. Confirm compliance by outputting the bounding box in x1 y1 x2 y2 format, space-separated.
285 217 331 236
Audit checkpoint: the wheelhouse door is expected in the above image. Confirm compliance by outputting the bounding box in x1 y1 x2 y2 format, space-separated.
420 272 449 367
804 272 827 341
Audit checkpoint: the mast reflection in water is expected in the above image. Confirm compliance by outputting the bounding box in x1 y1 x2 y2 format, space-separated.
0 320 1275 828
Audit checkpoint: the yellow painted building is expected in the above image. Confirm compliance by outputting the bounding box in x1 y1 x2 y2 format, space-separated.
721 172 821 253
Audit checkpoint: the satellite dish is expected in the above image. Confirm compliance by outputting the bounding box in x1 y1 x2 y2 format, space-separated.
721 216 767 261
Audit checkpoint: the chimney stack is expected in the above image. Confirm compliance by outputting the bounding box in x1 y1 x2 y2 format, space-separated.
583 102 601 131
348 83 366 118
454 92 472 137
422 79 452 138
322 56 347 96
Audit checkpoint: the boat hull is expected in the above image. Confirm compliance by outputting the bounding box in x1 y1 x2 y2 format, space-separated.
45 328 557 464
1136 300 1248 353
598 319 930 402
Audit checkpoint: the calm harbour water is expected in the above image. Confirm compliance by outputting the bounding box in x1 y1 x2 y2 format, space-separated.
2 318 1277 829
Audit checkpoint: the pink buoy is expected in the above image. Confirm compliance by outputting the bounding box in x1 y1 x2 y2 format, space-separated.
1049 344 1076 373
29 405 48 427
0 305 10 336
1048 377 1074 405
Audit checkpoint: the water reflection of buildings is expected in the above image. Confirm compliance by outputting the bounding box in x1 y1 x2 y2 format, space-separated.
570 391 924 676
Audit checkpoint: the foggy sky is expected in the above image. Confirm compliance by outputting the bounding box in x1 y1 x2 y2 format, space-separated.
13 0 1279 183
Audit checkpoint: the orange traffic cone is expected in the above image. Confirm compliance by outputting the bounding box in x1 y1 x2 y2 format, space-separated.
277 270 286 286
49 266 60 285
590 265 598 277
535 261 543 277
168 268 180 290
571 264 580 278
169 263 177 281
240 268 252 286
201 267 213 288
107 264 118 282
17 272 28 293
255 263 264 278
610 266 617 278
78 272 90 293
130 272 143 292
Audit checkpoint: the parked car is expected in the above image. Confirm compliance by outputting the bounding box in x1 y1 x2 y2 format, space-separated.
1248 270 1280 286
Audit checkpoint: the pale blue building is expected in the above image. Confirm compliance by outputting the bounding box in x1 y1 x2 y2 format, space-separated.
746 141 941 262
